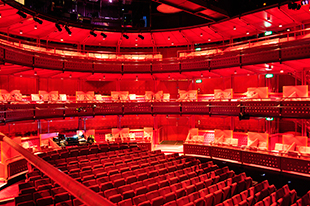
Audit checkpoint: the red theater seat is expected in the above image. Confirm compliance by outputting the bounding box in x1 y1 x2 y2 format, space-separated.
158 186 176 203
118 198 133 206
146 191 164 206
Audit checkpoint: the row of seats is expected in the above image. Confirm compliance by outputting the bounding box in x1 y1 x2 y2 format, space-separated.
16 148 186 205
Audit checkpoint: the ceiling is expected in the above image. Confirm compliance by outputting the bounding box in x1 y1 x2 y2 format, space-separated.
0 1 309 48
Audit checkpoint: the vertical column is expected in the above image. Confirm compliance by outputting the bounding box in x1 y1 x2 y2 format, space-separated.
83 118 86 131
116 80 121 91
117 115 122 129
230 117 234 131
153 115 159 145
37 119 41 135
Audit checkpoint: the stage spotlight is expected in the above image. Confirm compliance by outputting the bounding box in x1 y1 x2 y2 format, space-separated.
33 17 43 24
123 34 129 39
65 25 72 36
101 32 107 38
55 23 62 32
138 34 144 40
90 30 97 37
17 11 27 18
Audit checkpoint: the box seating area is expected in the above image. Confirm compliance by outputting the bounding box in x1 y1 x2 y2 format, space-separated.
14 145 309 206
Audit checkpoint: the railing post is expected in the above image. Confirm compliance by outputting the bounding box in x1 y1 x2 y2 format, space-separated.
0 133 115 206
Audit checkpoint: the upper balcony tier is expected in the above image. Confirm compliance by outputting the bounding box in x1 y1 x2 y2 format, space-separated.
1 29 310 76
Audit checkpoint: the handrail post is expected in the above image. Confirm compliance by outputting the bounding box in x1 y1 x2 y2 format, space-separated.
0 133 115 206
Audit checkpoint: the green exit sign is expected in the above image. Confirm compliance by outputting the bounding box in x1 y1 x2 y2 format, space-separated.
265 74 274 78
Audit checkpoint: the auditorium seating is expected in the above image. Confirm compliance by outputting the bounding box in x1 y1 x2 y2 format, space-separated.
14 144 310 206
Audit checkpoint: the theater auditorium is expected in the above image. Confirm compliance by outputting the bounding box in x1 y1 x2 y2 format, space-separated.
0 0 310 205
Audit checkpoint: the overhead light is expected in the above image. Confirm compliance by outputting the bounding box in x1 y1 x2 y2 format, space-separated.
136 76 138 81
60 38 63 42
34 71 37 76
168 75 170 79
55 23 62 32
90 30 97 37
19 30 23 34
103 75 105 80
100 32 107 38
246 31 249 35
263 2 267 6
168 36 170 41
135 38 138 41
233 26 236 30
201 73 203 78
33 17 43 24
279 24 282 28
0 14 2 18
301 0 309 5
266 64 273 71
234 70 237 74
208 38 211 42
123 34 129 39
135 43 138 47
280 70 284 73
200 33 203 37
17 11 27 18
69 74 72 78
287 28 290 32
171 42 174 45
138 34 144 40
109 0 112 2
65 25 72 36
34 25 37 29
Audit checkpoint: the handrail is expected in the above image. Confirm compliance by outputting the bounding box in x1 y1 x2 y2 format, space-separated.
0 133 115 206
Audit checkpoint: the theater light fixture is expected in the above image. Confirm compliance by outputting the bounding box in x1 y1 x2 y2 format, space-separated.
55 23 62 32
208 38 211 42
135 43 138 47
34 25 37 30
123 34 129 39
168 36 170 41
233 26 236 30
100 32 107 38
19 30 23 34
138 34 144 40
65 25 72 36
17 11 27 18
200 33 203 37
90 30 97 37
33 17 43 24
135 76 138 81
288 2 301 10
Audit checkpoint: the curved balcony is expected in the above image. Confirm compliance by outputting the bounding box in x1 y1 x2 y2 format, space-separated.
1 30 310 75
1 100 310 123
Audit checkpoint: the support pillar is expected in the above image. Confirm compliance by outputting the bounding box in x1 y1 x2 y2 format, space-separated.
117 115 122 129
153 115 159 145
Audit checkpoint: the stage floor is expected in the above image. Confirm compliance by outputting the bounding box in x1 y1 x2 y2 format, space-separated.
154 144 184 154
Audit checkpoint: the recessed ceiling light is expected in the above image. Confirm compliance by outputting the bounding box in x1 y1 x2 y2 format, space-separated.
287 28 290 31
60 38 63 41
19 30 23 34
34 25 37 29
168 36 170 41
208 38 211 41
233 26 236 30
135 43 138 47
246 31 249 35
280 70 284 73
171 42 174 45
279 24 282 27
200 33 203 37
